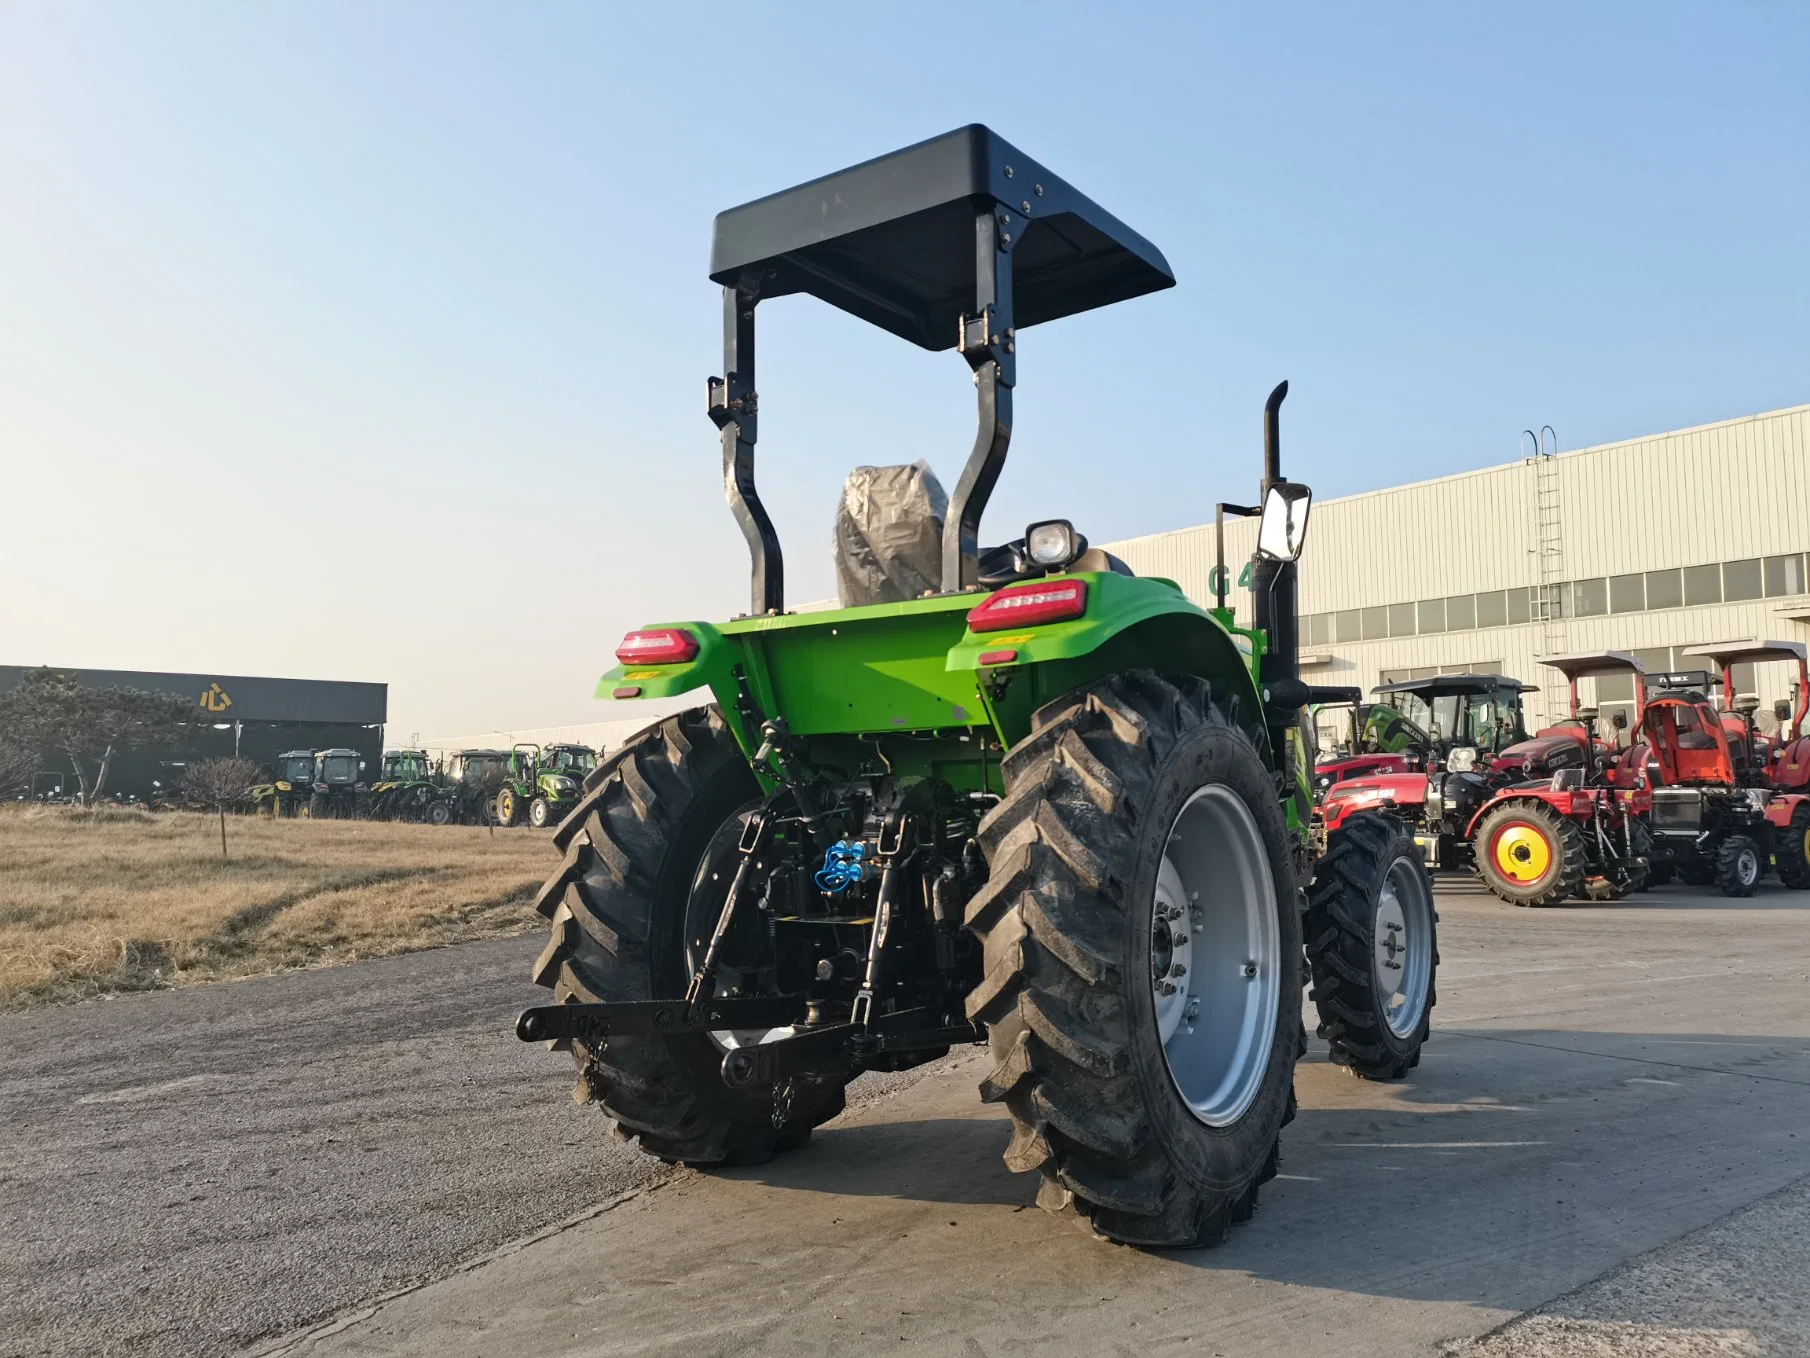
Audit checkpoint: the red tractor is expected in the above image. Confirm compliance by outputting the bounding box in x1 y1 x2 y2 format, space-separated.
1325 657 1649 905
1624 640 1810 895
1319 672 1533 861
1310 689 1435 795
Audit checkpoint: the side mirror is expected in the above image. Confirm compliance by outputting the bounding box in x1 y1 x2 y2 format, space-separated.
1256 482 1312 561
1612 711 1628 731
1775 699 1793 722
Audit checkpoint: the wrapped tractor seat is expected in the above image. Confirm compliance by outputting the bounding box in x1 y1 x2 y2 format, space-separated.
833 462 948 606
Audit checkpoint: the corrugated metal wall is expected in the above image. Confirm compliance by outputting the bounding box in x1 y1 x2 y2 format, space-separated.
1104 405 1810 725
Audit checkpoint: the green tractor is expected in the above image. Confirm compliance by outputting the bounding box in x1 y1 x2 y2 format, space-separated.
517 127 1437 1249
493 743 591 828
441 748 509 824
303 747 368 819
369 748 453 823
250 749 317 818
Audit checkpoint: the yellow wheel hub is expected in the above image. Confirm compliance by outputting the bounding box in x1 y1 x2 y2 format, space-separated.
1493 823 1552 883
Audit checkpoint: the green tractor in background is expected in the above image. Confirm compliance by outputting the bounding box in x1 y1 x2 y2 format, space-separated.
250 749 317 818
517 127 1436 1249
494 743 596 828
441 748 509 824
304 747 368 819
369 749 454 824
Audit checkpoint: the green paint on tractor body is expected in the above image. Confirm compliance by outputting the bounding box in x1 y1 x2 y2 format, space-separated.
599 570 1301 828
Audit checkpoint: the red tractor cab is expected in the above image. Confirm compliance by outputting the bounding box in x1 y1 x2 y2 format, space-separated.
1630 639 1810 894
1467 652 1651 907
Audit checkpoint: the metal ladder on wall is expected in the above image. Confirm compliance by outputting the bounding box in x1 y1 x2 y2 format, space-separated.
1526 426 1563 726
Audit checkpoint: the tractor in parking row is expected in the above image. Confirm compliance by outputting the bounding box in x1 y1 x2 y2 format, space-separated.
441 749 509 824
250 749 317 818
368 749 455 823
1622 640 1810 895
1310 693 1439 795
1322 658 1649 904
303 748 369 819
513 126 1438 1249
493 743 593 828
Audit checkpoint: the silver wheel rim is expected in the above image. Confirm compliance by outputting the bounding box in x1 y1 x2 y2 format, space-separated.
1152 785 1280 1128
1739 848 1759 886
1374 855 1434 1038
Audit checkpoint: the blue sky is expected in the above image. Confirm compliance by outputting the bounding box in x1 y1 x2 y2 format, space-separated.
2 2 1804 737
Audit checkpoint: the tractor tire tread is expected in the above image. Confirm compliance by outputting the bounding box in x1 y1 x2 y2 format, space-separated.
967 670 1295 1249
530 705 841 1165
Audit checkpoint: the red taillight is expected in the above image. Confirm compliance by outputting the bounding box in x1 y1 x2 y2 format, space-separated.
966 579 1088 633
615 628 699 665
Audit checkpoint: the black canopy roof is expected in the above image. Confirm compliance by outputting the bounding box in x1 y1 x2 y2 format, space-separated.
1373 674 1535 699
709 124 1175 350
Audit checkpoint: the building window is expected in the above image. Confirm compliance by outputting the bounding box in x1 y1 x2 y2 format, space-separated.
1573 578 1608 617
1505 587 1530 625
1610 573 1644 613
1307 613 1332 646
1380 668 1412 685
1361 605 1389 640
1410 666 1438 680
1336 610 1361 643
1683 563 1722 606
1630 647 1673 676
1446 594 1476 630
1418 598 1446 633
1765 553 1806 597
1723 558 1762 601
1730 661 1757 698
1646 568 1682 609
1536 583 1568 620
1476 591 1507 628
1388 602 1416 637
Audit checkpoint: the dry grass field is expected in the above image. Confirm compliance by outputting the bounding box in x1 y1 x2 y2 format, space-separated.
0 805 554 1009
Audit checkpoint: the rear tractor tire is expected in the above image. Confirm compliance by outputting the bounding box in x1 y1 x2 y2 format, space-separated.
308 792 329 820
1715 834 1761 898
1473 800 1586 907
529 706 848 1165
965 671 1303 1249
1775 804 1810 890
1306 812 1438 1080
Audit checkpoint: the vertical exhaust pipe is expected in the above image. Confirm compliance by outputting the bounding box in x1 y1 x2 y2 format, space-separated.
1262 380 1288 490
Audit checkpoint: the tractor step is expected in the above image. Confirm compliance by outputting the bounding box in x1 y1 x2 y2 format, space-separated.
515 996 806 1044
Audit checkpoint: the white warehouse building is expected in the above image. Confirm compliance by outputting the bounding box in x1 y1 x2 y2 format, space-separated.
1105 404 1810 737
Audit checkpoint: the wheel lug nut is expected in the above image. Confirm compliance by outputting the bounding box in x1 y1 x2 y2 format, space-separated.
1169 963 1186 978
1242 962 1257 978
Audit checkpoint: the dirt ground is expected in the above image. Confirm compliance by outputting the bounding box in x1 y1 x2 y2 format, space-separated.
0 805 550 1008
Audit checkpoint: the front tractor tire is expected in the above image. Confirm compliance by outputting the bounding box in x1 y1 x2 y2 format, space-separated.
1715 834 1761 898
1474 799 1586 907
965 672 1303 1249
529 707 847 1164
1306 812 1438 1080
494 788 521 828
529 796 553 829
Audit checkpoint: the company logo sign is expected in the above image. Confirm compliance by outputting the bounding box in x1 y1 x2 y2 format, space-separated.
199 682 233 714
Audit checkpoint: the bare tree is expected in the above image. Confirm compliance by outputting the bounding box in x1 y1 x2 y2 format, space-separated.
1 668 195 803
184 757 262 858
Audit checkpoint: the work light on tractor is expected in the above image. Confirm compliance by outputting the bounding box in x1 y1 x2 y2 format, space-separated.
516 125 1437 1249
